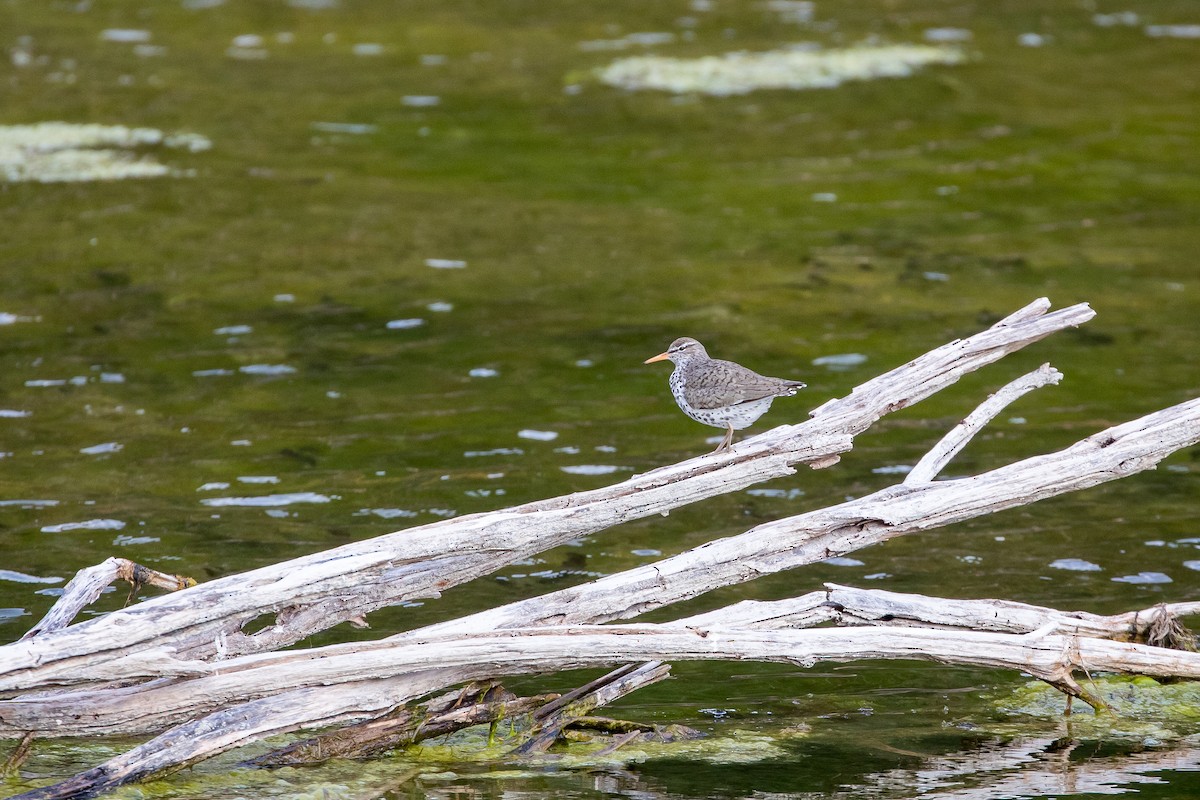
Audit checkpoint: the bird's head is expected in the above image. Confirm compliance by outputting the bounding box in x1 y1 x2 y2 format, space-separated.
644 337 708 366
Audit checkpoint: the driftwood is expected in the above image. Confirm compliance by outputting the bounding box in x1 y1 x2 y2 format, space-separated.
4 298 1200 800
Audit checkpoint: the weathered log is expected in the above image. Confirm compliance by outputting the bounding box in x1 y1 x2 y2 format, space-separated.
13 625 1200 799
0 298 1094 688
684 584 1200 642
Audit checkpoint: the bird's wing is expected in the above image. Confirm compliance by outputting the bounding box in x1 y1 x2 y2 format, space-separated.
685 360 797 409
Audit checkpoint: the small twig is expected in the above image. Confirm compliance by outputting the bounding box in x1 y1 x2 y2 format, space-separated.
905 363 1062 485
515 661 672 755
22 558 196 641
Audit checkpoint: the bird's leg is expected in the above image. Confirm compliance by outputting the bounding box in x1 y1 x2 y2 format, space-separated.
712 423 735 453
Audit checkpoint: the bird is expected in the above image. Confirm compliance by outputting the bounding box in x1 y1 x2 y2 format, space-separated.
644 337 806 453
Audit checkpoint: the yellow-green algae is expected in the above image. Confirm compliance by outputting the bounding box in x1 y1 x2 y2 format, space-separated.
994 677 1200 740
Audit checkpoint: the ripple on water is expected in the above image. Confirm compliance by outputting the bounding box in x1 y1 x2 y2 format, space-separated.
113 535 160 546
813 353 868 370
424 257 464 268
464 448 522 457
239 364 297 376
355 508 418 519
41 519 126 533
79 442 123 455
1112 571 1172 584
1049 558 1102 572
386 318 425 330
200 492 334 507
518 429 558 441
0 569 63 584
746 488 805 500
560 465 625 476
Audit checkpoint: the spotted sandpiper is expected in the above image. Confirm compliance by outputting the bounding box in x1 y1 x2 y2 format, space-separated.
644 337 806 453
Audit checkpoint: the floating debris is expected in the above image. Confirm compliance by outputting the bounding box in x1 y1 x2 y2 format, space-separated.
196 482 231 491
0 499 58 508
469 367 499 378
200 492 333 507
0 410 31 418
1018 32 1048 47
403 95 441 107
238 475 280 484
193 368 235 377
0 122 211 183
427 301 454 312
596 44 964 96
42 519 126 533
823 556 865 567
353 43 385 56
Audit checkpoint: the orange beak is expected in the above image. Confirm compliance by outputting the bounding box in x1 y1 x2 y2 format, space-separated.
644 351 670 364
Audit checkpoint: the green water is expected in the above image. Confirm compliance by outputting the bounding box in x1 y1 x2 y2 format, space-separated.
2 1 1200 797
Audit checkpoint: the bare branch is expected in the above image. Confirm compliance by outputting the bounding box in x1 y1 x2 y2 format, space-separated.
904 363 1063 484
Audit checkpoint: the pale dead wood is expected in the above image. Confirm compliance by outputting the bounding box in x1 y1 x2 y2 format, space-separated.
0 298 1095 689
4 394 1198 730
13 625 1200 799
21 559 196 641
904 363 1062 484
